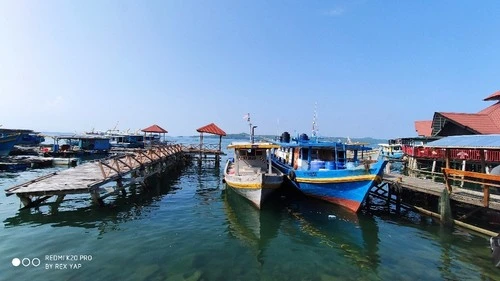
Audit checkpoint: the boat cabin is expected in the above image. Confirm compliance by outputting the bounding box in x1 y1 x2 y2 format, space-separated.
228 143 278 175
274 141 370 171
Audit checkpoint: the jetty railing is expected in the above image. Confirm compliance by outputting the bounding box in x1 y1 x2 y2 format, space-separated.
403 145 500 162
180 143 224 154
442 168 500 208
4 144 186 209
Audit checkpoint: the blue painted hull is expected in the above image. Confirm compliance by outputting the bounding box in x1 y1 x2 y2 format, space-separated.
0 134 20 156
272 159 387 212
379 151 404 159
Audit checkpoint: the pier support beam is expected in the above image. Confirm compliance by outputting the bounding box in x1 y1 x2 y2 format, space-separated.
18 194 32 207
91 191 105 207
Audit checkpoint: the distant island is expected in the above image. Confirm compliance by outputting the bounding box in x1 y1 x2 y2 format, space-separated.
187 132 387 146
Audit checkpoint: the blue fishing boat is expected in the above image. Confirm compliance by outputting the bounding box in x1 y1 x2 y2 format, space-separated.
271 132 388 212
0 128 44 146
0 134 21 156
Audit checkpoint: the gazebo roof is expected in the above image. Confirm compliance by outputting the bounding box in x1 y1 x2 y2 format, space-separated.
196 123 226 136
141 124 168 133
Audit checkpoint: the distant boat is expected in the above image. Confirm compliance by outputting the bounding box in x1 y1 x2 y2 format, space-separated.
271 132 388 212
378 143 404 159
0 134 20 156
41 134 111 156
107 133 145 148
0 128 44 146
224 142 284 209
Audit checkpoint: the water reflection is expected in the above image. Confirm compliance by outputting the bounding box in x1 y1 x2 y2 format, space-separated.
285 196 381 272
223 187 282 265
3 164 189 236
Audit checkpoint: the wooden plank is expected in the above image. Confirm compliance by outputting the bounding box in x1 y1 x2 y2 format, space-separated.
383 173 500 211
443 168 500 182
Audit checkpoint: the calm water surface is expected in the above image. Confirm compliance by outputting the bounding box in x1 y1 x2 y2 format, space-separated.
0 137 498 280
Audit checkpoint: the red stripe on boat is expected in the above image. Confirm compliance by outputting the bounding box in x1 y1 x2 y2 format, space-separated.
310 195 362 212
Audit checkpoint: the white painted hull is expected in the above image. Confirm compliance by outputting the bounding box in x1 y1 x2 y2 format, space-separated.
224 160 283 209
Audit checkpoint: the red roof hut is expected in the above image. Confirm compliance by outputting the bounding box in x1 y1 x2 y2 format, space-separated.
196 123 226 153
141 124 168 145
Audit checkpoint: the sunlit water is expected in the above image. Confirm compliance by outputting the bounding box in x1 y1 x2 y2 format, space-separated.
0 137 498 280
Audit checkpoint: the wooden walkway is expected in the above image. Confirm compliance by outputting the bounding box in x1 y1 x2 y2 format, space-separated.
4 144 184 208
382 172 500 211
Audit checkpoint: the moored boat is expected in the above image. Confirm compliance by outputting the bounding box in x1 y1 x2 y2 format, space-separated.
378 143 403 159
271 132 388 212
224 142 284 209
0 134 21 156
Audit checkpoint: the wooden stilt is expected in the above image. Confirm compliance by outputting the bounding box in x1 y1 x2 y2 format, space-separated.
18 194 32 207
20 195 52 209
91 191 105 207
56 195 65 203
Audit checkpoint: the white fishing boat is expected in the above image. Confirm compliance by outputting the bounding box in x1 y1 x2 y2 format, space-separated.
224 141 284 209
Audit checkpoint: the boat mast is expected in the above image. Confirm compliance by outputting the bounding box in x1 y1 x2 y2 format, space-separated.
246 113 257 143
312 102 318 141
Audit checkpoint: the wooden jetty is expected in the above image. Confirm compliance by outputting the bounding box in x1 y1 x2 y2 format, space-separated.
373 169 500 236
4 144 186 209
181 143 225 165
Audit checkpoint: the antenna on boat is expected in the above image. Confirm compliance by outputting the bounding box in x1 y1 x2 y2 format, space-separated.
245 113 257 143
312 102 318 140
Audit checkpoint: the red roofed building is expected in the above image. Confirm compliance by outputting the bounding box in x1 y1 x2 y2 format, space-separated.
414 120 433 137
420 90 500 137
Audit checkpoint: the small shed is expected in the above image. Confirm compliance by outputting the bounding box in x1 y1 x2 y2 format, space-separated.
196 123 226 152
142 124 168 144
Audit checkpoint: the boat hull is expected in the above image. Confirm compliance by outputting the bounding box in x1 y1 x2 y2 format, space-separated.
224 159 283 209
0 134 20 156
272 159 387 212
294 177 380 212
224 174 282 209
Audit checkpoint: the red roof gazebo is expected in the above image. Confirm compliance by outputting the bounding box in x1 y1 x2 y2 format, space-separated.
141 124 168 145
196 123 226 152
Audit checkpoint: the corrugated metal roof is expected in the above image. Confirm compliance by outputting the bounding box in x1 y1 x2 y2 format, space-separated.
424 134 500 149
414 120 432 137
196 123 226 136
142 124 168 133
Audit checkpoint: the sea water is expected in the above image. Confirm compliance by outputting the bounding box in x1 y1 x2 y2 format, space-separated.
0 136 498 280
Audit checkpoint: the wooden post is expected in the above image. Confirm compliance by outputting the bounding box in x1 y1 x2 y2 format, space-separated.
268 149 272 174
18 194 32 207
445 148 450 169
91 191 104 207
461 160 466 187
480 149 489 207
442 168 452 193
56 195 65 203
385 162 391 174
432 160 436 173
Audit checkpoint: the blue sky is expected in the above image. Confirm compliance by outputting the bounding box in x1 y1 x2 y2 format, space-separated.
1 1 499 138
